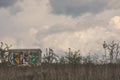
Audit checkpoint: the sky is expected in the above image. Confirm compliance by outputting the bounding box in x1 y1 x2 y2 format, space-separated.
0 0 120 56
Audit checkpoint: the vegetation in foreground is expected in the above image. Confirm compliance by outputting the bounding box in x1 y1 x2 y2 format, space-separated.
0 63 120 80
1 41 120 80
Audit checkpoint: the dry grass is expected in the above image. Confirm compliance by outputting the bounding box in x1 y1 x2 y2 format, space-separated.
0 63 120 80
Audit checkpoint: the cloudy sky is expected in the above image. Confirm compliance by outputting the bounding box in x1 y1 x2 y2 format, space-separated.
0 0 120 55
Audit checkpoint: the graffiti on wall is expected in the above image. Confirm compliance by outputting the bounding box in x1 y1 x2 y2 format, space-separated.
9 51 39 65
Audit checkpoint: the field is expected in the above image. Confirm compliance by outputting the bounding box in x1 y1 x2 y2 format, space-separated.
0 63 120 80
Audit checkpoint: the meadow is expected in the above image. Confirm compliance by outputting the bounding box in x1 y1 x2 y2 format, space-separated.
0 63 120 80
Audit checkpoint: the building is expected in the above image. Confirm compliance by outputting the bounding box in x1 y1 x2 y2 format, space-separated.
8 49 42 66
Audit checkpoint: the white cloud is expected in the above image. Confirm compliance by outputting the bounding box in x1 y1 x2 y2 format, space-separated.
38 26 113 55
109 16 120 29
1 0 120 56
50 0 109 16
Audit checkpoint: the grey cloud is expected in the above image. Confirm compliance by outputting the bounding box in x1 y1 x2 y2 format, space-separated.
0 15 28 39
107 0 120 9
9 6 22 15
0 25 27 39
0 0 18 8
36 16 108 39
46 25 76 33
50 0 108 16
36 24 77 40
0 0 22 15
1 0 120 54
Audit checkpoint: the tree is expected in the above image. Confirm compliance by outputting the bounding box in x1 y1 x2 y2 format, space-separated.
103 41 107 63
115 43 120 63
43 48 59 63
82 52 92 64
65 48 82 64
103 41 120 63
59 56 66 64
0 42 12 63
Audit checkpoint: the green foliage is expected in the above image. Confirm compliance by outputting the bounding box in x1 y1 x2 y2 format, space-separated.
65 48 82 64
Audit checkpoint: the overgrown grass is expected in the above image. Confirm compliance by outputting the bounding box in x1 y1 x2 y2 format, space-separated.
0 63 120 80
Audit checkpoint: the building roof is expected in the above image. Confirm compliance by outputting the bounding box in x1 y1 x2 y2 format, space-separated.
9 49 42 53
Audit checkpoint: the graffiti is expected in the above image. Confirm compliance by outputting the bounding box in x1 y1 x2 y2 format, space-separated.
0 42 41 66
9 51 39 65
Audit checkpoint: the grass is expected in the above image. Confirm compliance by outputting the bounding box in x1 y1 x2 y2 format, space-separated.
0 63 120 80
